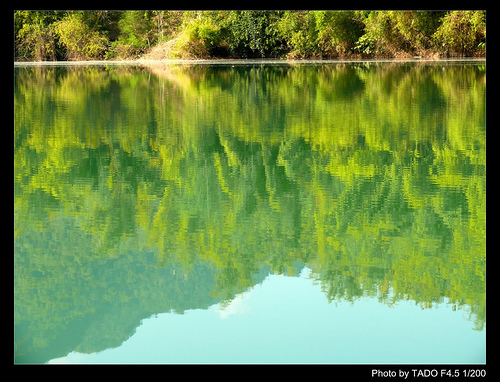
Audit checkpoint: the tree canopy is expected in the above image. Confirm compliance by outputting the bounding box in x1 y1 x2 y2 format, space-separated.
14 10 486 61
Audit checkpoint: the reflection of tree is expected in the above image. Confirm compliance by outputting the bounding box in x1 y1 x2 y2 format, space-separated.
14 62 486 363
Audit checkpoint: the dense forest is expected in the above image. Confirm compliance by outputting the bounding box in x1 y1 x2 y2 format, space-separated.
14 10 486 61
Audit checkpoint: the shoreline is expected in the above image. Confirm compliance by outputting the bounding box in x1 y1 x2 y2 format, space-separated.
14 57 486 67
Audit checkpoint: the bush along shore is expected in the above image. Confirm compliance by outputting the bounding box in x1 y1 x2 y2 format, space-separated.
14 11 486 62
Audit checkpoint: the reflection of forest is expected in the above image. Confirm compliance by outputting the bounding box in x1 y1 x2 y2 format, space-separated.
14 62 485 363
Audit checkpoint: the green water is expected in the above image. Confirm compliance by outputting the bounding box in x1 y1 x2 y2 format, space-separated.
14 61 486 364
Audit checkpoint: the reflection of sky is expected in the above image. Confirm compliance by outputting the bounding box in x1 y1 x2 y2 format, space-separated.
48 268 485 364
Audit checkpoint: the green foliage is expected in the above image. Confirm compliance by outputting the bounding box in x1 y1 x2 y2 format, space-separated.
433 11 486 56
170 12 225 58
53 13 109 60
151 11 183 43
277 11 318 57
14 11 65 61
109 11 183 59
393 11 444 51
224 11 284 57
360 11 447 56
16 21 57 61
312 11 365 56
362 11 408 55
354 33 376 55
119 11 154 47
14 10 486 61
108 11 155 59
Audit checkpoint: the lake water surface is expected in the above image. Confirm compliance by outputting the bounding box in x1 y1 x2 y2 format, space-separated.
14 60 486 364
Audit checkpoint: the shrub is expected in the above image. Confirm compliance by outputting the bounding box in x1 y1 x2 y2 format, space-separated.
14 11 64 61
54 13 109 60
169 15 224 58
354 33 376 56
277 11 318 58
433 11 486 56
312 11 365 56
393 11 444 52
114 11 154 57
225 11 284 58
16 22 57 61
362 11 408 55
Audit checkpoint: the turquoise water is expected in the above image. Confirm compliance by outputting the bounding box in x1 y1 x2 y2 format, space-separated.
14 61 486 364
48 270 484 364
